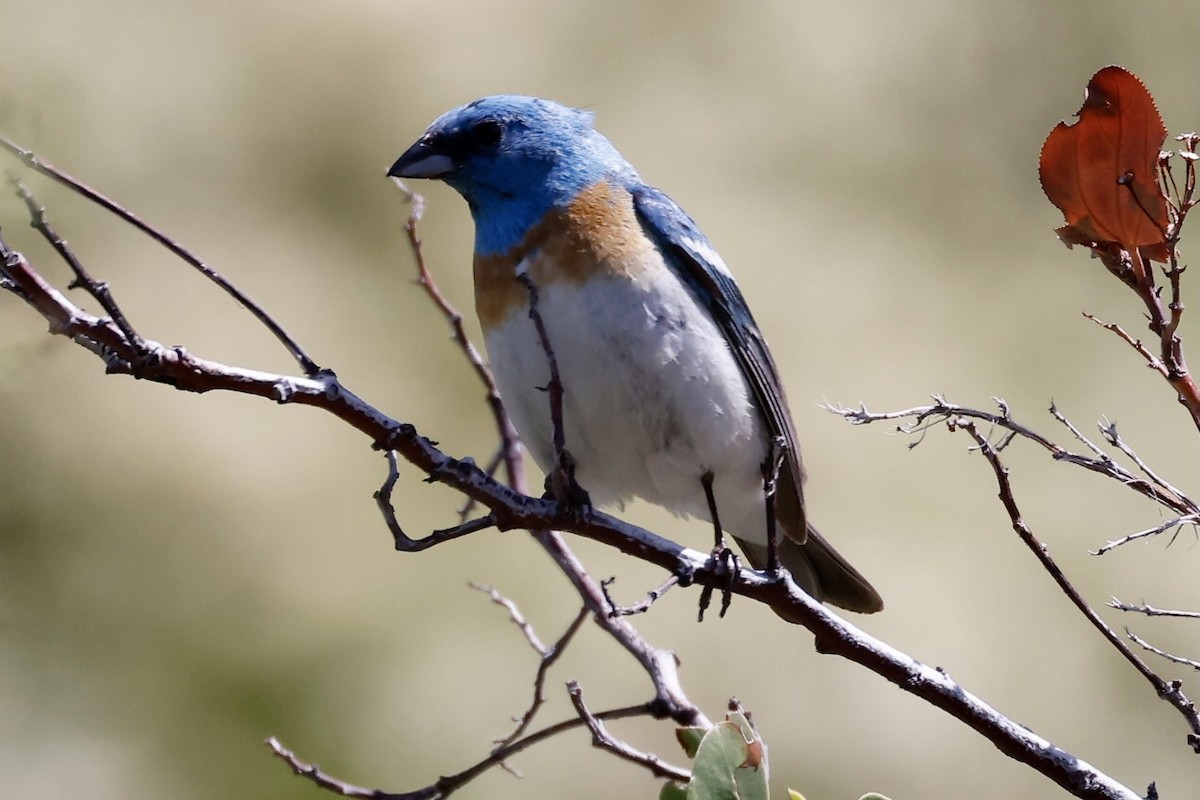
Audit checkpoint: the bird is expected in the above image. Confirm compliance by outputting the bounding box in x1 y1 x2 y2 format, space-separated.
388 96 883 617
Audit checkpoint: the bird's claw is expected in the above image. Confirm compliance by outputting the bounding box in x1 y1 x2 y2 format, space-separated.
545 448 592 519
697 542 740 621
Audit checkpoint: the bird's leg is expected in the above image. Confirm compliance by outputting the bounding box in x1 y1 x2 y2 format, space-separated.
760 436 787 577
697 471 738 621
701 470 726 552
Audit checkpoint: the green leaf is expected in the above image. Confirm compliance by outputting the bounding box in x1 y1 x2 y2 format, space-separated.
686 713 769 800
786 791 806 800
676 726 707 759
660 781 689 800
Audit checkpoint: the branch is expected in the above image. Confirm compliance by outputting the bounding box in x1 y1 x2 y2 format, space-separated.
0 134 320 376
470 583 590 748
956 420 1200 746
834 398 1200 750
601 574 682 617
393 177 520 468
0 142 1153 800
1126 630 1200 672
267 701 657 800
1110 600 1200 620
1091 515 1200 556
830 396 1196 516
568 681 690 782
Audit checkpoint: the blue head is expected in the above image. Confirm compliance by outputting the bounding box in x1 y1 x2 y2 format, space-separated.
388 96 638 255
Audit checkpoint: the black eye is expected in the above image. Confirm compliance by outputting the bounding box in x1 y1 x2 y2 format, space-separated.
470 119 503 150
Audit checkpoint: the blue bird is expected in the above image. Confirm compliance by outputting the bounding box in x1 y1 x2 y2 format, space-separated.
389 96 882 616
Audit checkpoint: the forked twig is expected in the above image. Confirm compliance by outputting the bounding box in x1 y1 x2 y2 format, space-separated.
267 700 657 800
1110 600 1200 619
0 134 319 375
469 583 591 748
567 681 690 782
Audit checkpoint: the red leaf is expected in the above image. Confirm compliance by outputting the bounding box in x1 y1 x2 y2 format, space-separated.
1039 65 1169 261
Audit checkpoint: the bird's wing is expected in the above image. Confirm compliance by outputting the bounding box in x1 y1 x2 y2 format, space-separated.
631 184 807 541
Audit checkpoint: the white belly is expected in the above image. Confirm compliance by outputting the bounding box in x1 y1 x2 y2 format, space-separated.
483 265 772 543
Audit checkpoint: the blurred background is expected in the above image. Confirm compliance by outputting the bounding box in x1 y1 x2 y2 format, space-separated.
1 1 1197 798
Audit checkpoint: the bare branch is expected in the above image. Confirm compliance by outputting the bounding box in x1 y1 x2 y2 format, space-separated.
567 681 691 782
375 451 497 551
0 229 1152 797
829 397 1196 516
499 605 589 747
1091 515 1200 556
0 134 319 374
0 146 1161 800
958 419 1200 748
468 583 591 748
1082 312 1168 376
267 737 399 799
1126 629 1200 671
1098 417 1191 503
471 582 551 655
601 574 682 618
9 175 145 351
392 179 521 468
1110 599 1200 619
268 702 659 800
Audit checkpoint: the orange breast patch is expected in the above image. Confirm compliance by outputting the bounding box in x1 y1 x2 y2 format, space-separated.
474 180 655 331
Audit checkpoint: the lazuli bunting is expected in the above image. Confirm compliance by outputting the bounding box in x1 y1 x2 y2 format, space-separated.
389 96 883 615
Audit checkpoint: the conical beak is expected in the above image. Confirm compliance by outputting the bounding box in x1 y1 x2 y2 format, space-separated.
387 136 454 179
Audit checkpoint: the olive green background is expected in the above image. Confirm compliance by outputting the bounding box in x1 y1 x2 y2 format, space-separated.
1 2 1197 798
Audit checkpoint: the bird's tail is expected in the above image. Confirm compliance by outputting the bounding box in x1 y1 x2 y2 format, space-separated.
733 525 883 621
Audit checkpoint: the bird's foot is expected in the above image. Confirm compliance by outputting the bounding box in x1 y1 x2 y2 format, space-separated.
544 448 592 519
697 542 740 621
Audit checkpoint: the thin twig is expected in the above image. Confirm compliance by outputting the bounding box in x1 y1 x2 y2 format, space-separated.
467 583 591 749
1098 418 1191 503
1111 170 1200 432
267 737 397 799
268 702 658 800
958 420 1200 748
489 597 590 748
567 681 691 782
1082 313 1168 376
1091 515 1200 556
1126 629 1200 671
601 574 682 617
1048 403 1113 461
829 397 1195 516
0 134 320 375
375 451 497 551
1109 599 1200 619
8 176 146 352
392 179 520 467
471 582 550 654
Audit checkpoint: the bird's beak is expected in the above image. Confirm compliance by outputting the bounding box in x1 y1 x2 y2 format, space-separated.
387 136 454 179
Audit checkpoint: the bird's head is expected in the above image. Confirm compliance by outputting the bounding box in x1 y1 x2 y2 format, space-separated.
388 95 636 254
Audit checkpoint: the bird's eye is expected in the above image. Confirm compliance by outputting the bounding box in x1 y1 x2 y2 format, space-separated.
470 119 503 150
